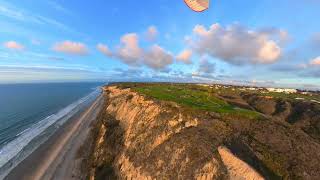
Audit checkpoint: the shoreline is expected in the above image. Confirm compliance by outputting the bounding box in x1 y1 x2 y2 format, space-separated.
4 93 104 180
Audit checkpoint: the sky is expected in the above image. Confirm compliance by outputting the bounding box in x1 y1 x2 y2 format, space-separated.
0 0 320 89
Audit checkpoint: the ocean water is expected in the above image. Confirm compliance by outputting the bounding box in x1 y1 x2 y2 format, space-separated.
0 82 104 178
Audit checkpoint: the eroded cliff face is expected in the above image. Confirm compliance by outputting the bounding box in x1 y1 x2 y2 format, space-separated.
87 86 320 180
242 93 320 142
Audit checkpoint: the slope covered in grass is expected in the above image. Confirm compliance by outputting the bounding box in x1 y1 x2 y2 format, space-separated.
131 83 260 119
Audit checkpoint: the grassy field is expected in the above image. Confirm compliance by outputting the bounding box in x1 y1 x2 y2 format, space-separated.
113 83 320 119
128 83 261 119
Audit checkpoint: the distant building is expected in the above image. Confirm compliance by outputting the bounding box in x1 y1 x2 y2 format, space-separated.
300 92 311 95
197 84 209 87
247 87 257 91
266 88 297 94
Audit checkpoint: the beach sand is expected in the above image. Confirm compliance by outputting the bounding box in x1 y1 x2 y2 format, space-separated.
5 94 104 180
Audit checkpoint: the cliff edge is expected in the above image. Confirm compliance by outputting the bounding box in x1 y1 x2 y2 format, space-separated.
84 84 320 180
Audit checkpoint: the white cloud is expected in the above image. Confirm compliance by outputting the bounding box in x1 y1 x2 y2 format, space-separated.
143 45 173 70
296 56 320 68
176 49 193 64
198 57 216 74
145 26 158 41
52 41 88 56
109 33 174 70
3 41 24 50
279 30 290 44
258 40 281 62
97 43 112 57
116 33 143 65
191 23 283 65
190 57 217 80
310 56 320 65
259 27 290 45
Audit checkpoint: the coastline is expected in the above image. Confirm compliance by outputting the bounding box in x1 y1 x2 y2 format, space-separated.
4 93 104 180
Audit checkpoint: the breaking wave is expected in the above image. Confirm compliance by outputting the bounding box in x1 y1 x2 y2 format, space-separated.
0 88 101 179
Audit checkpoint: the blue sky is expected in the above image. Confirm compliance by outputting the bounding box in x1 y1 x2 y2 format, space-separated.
0 0 319 89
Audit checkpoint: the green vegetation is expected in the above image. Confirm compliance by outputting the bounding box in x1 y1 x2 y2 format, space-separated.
119 83 261 119
258 91 320 102
114 82 320 119
206 85 320 103
255 143 289 179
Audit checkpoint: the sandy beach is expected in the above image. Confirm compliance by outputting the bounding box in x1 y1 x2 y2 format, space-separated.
4 94 104 180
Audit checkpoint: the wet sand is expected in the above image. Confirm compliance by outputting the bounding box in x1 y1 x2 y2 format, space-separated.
5 94 104 180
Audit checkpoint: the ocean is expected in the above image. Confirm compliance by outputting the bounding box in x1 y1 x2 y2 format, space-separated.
0 82 104 178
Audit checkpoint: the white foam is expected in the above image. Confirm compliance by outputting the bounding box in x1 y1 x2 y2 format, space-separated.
0 88 101 178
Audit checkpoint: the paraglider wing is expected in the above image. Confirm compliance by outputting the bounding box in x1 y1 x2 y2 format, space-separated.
184 0 210 12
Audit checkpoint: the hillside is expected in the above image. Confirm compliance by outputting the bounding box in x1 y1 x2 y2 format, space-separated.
82 83 320 180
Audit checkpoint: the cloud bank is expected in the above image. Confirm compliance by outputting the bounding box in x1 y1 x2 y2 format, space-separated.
116 33 143 65
52 41 88 55
97 43 112 57
198 58 216 74
146 26 158 41
143 45 173 70
176 49 193 64
190 23 285 65
106 32 174 70
310 56 320 65
3 41 24 50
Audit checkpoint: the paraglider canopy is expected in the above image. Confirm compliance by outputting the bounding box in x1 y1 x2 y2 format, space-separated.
184 0 210 12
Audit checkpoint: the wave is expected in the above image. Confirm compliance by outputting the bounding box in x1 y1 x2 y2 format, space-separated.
0 87 101 179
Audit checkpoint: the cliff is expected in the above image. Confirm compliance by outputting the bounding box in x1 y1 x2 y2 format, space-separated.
84 85 320 180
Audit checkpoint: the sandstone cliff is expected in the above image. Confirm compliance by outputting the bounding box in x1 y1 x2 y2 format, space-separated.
84 86 320 180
